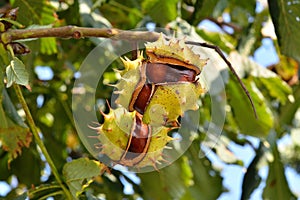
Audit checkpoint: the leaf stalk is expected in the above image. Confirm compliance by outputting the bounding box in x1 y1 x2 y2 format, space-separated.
13 84 72 200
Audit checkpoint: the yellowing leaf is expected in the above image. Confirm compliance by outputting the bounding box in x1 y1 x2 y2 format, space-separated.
0 107 32 162
0 87 31 163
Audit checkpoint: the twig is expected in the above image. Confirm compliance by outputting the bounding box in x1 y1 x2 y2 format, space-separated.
0 26 160 43
185 41 258 118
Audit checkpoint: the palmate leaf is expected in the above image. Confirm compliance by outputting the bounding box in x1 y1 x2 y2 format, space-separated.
5 57 29 88
268 0 300 62
99 1 141 29
228 0 256 27
237 8 268 55
63 158 106 199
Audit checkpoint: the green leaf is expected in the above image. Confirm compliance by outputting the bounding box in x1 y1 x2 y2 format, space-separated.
2 88 27 127
268 0 300 62
279 85 300 128
226 77 273 137
188 0 219 26
184 142 223 200
142 0 178 25
196 28 237 53
263 133 297 199
139 142 222 200
229 0 256 27
254 77 292 105
10 0 57 26
203 136 240 164
57 0 81 25
5 57 30 88
99 1 141 29
275 56 299 81
11 147 42 186
0 150 10 180
139 157 190 200
34 93 73 171
0 43 8 91
40 37 57 55
229 51 292 104
63 158 106 199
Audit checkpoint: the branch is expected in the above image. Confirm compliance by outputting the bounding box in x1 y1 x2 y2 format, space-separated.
1 26 257 117
0 26 161 44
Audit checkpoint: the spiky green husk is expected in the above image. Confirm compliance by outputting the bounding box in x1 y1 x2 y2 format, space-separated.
114 55 144 108
145 34 208 72
97 107 135 161
143 82 205 126
97 107 173 168
136 126 173 168
98 35 208 168
119 53 144 74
